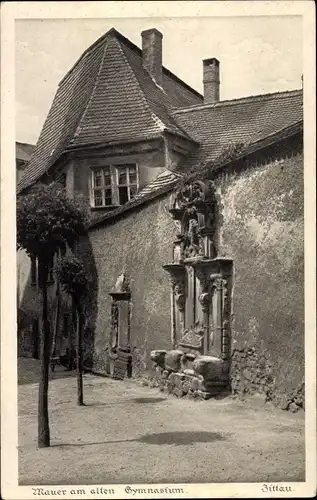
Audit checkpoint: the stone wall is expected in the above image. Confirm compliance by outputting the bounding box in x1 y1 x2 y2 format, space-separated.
88 193 177 375
231 346 305 411
216 147 304 406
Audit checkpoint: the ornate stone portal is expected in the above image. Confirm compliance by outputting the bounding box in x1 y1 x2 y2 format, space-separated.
159 179 233 398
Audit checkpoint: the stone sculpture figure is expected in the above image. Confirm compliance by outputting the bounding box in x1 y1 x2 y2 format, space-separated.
183 207 203 258
173 232 184 263
114 273 130 293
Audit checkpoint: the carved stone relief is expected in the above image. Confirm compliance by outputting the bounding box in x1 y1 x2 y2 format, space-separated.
170 179 217 262
178 320 205 353
164 178 232 360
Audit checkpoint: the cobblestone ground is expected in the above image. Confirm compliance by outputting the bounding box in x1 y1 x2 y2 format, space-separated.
18 359 305 485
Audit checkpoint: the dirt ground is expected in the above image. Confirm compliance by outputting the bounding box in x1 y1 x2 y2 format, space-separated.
18 358 305 485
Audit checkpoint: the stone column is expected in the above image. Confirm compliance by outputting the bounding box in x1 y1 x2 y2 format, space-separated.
169 278 177 348
221 278 230 360
174 282 186 333
110 299 119 348
163 263 186 347
199 291 211 354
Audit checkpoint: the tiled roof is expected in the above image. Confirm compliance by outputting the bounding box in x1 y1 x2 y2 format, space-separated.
133 169 181 200
18 26 303 196
172 89 303 170
89 120 303 230
90 169 180 229
17 40 106 192
17 28 202 193
16 142 35 162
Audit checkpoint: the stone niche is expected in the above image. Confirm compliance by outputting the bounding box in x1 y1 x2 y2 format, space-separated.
106 273 132 379
152 178 233 399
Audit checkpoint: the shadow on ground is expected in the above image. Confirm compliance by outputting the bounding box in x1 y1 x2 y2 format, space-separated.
18 358 77 385
84 396 167 408
139 431 226 445
50 431 227 449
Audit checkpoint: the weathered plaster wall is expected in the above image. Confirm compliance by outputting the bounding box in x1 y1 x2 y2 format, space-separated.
71 148 166 209
216 151 304 405
87 193 176 375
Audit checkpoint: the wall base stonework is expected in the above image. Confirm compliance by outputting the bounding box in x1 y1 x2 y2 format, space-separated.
145 366 229 400
150 349 230 400
231 346 305 412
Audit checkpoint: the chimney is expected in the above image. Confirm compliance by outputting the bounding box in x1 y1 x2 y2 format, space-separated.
203 58 220 103
141 28 163 86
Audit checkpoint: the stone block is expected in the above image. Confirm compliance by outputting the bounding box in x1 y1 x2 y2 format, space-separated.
183 368 195 376
150 350 167 369
182 381 191 394
173 387 185 398
149 380 160 388
191 377 200 391
166 381 174 394
289 402 300 413
198 379 213 392
193 356 228 383
197 390 213 400
294 397 303 407
165 350 184 372
162 370 170 379
155 366 163 379
174 373 186 388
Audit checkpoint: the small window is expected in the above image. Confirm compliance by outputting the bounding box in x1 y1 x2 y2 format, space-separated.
119 186 129 205
116 164 138 204
90 164 139 208
91 167 113 207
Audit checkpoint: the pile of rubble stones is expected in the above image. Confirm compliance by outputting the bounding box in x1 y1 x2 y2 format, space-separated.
150 349 229 400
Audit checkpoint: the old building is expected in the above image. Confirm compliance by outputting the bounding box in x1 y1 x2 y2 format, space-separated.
17 28 304 407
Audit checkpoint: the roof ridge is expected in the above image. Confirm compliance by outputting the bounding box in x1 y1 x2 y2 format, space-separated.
173 88 303 114
115 36 167 134
107 29 203 99
59 28 116 86
72 38 109 142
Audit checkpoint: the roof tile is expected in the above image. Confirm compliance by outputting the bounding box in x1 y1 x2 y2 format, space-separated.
18 29 201 193
173 89 303 169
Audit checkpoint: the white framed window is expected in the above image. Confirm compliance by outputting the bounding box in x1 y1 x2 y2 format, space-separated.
90 164 139 208
91 167 113 207
116 164 138 205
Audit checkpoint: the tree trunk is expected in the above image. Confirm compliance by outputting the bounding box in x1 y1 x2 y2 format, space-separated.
69 296 76 371
38 260 50 448
76 302 84 406
51 279 61 370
